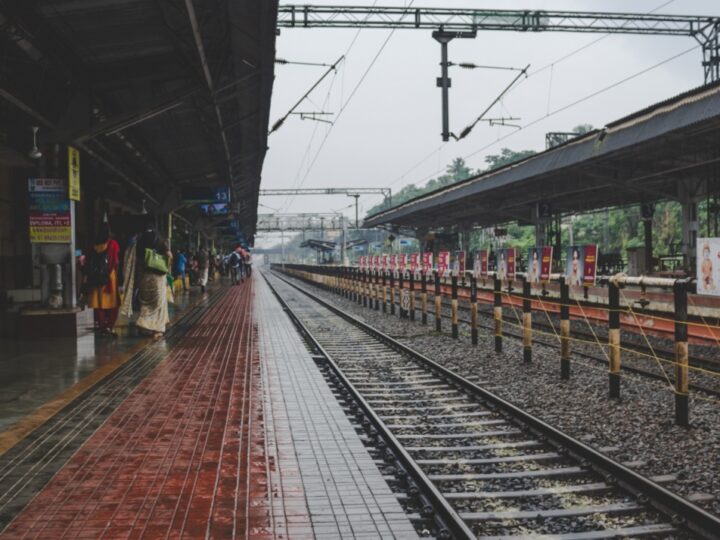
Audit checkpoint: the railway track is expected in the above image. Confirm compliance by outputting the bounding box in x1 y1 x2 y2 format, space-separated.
265 270 720 539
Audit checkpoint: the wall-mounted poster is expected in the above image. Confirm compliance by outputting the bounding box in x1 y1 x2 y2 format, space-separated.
583 245 598 286
437 251 450 276
496 248 516 282
527 246 554 284
475 250 489 278
422 252 433 274
698 238 720 296
28 178 71 243
453 251 466 277
565 245 598 286
565 246 584 286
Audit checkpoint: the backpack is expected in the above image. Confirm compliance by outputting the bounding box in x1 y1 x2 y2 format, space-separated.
87 248 110 286
229 252 241 267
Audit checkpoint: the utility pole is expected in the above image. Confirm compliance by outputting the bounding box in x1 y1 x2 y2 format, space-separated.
433 30 476 142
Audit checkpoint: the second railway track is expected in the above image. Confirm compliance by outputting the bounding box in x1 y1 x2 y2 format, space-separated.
265 270 720 539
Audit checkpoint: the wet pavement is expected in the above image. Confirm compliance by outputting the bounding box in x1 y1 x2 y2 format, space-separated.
0 285 206 433
0 275 416 538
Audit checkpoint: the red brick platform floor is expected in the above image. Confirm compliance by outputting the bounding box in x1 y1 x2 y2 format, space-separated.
1 279 271 539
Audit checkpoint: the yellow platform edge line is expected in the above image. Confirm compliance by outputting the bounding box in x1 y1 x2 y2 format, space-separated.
0 293 209 458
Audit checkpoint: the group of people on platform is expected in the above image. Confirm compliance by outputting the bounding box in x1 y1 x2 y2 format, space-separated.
82 220 244 340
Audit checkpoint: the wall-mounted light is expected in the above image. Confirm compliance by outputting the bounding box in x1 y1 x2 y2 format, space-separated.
140 199 148 215
28 126 42 160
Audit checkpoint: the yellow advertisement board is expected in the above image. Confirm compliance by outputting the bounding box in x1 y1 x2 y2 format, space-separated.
68 146 80 201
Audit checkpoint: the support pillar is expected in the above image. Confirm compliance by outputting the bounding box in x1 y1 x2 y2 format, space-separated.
421 272 428 325
560 277 571 379
494 277 502 353
451 275 459 338
522 277 532 363
608 281 621 398
674 280 690 427
470 275 478 345
409 272 416 321
434 270 442 332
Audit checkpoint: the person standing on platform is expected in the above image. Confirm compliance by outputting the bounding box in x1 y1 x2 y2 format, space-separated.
135 226 171 339
175 249 187 291
229 246 242 285
86 224 121 337
198 246 209 293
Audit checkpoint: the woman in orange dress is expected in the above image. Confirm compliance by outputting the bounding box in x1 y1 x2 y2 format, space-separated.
86 225 121 336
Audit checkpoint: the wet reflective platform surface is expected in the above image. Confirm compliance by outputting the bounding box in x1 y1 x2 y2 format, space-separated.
0 276 415 539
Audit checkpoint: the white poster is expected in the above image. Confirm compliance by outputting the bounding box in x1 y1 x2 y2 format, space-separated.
697 238 720 296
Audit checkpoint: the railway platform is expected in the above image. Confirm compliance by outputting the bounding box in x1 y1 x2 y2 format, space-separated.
0 276 416 539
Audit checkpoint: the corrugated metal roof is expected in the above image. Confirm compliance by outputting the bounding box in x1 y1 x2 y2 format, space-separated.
365 80 720 229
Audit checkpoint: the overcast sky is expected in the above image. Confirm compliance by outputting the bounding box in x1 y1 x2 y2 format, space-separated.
256 0 717 247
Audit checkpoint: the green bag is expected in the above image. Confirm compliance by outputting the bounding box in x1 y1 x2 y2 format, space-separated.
144 248 169 275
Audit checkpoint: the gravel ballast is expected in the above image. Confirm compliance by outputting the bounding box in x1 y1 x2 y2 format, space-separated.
276 271 720 517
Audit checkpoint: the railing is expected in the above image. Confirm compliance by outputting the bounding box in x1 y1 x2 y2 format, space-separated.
272 263 720 428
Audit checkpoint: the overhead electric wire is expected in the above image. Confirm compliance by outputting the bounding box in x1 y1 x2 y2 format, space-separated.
382 0 679 195
268 55 345 135
450 64 529 141
283 0 417 211
410 43 700 188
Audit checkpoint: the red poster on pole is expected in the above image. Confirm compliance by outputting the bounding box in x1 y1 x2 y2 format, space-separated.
506 248 516 280
382 255 388 270
453 251 466 276
410 252 419 273
437 251 450 277
390 254 398 272
541 246 553 283
398 254 407 273
479 250 489 277
583 244 598 286
422 252 433 274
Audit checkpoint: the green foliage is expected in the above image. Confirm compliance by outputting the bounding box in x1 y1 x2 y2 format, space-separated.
484 148 537 171
366 150 535 218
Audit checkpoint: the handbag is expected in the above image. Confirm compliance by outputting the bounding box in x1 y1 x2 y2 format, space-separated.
144 248 169 275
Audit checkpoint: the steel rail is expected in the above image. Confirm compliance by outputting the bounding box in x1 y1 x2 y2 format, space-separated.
263 273 475 540
270 269 720 540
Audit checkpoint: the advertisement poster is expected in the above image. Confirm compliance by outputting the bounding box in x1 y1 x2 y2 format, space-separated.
382 255 388 271
373 255 380 269
496 248 516 281
437 251 450 276
527 246 554 284
698 238 720 296
422 252 433 274
390 254 398 273
565 246 584 286
399 253 407 273
476 249 490 278
453 250 466 277
358 256 366 269
28 178 71 243
410 252 420 274
583 244 598 286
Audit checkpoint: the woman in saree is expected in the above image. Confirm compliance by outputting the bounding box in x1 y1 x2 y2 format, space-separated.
133 227 171 339
86 224 121 336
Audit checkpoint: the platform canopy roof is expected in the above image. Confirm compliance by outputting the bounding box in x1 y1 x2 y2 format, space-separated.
0 0 278 240
364 81 720 231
